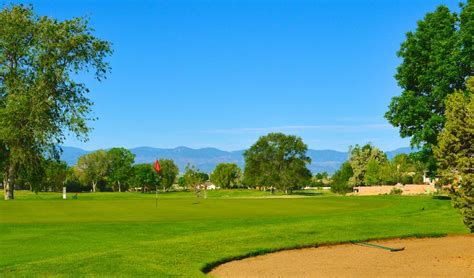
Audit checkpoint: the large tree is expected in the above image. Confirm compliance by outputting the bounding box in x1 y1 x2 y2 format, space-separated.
434 77 474 232
75 150 109 192
106 148 135 192
157 159 179 192
243 133 312 194
348 144 386 186
331 162 354 194
183 164 207 191
210 163 241 189
41 160 69 192
385 1 473 165
0 5 111 199
131 163 159 193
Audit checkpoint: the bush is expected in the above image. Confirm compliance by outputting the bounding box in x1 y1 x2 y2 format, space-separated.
400 175 413 185
390 187 403 195
331 182 353 195
412 173 423 184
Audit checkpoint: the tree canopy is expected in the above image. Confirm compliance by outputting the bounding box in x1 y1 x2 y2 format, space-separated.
434 77 474 232
0 5 112 199
183 164 208 197
131 164 159 193
243 133 312 193
75 150 109 192
348 144 386 186
106 148 135 192
157 159 179 191
210 163 241 189
331 162 354 194
385 1 473 163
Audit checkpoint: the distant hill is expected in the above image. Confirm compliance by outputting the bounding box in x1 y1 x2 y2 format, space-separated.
60 146 415 174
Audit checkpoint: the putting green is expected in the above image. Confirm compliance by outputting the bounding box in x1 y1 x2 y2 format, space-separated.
0 190 469 277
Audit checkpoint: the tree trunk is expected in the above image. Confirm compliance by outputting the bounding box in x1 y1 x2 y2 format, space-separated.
118 181 121 192
92 181 97 192
3 168 14 200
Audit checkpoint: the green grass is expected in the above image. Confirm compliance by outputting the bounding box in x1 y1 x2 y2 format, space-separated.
0 190 469 277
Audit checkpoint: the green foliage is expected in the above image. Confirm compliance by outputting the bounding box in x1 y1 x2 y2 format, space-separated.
390 187 403 195
377 161 398 185
331 162 354 194
177 176 186 188
41 160 69 191
210 163 241 189
315 172 328 180
243 133 312 193
385 1 473 162
75 150 109 192
130 164 159 192
434 77 474 232
0 5 111 199
183 164 207 191
157 159 179 191
64 167 87 192
312 172 330 187
106 148 135 192
333 147 426 190
364 158 381 186
348 144 386 186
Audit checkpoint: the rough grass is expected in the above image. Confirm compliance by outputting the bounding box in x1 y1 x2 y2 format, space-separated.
0 190 469 277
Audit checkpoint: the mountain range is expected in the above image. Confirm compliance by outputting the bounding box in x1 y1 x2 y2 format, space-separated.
61 146 414 174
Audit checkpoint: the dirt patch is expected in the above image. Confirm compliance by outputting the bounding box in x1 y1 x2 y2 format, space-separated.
209 236 474 277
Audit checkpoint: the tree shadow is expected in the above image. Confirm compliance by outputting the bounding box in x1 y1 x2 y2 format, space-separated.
432 195 451 200
292 192 324 197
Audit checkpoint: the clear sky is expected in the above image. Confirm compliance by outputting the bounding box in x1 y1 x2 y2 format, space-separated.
13 0 460 151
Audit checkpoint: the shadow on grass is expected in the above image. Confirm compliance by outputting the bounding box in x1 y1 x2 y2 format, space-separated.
432 195 451 201
291 192 324 197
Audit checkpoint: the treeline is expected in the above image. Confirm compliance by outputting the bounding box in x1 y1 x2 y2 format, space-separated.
3 133 316 194
3 148 179 193
7 147 247 193
330 144 426 194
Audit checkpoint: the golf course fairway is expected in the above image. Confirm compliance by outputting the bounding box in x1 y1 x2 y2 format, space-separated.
0 190 469 277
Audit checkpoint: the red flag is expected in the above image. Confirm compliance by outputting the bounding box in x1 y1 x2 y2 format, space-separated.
154 160 161 173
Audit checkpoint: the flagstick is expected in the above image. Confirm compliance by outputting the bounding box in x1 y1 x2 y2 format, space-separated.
154 159 161 208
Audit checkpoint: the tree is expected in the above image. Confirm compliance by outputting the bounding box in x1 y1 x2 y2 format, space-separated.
331 162 354 194
183 164 207 197
364 158 381 186
434 77 474 232
210 163 241 189
131 164 159 193
42 160 69 191
243 133 312 194
177 176 186 189
348 144 386 186
183 164 205 190
312 172 330 187
315 172 328 180
377 161 398 185
75 150 109 192
157 159 179 192
106 148 135 192
0 5 112 199
385 1 473 167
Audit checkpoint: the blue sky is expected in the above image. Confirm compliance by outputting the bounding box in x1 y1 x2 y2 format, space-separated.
15 0 460 151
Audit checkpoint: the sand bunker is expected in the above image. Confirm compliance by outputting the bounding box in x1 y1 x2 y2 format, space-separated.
209 236 474 277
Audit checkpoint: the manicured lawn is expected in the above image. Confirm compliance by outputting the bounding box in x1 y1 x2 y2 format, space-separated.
0 190 468 277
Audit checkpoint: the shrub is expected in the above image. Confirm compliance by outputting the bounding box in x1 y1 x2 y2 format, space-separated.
390 187 403 195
